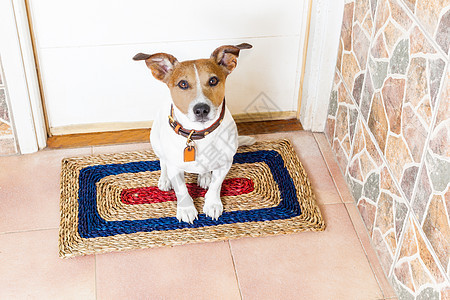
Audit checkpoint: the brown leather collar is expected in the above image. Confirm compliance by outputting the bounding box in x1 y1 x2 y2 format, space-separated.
168 99 226 140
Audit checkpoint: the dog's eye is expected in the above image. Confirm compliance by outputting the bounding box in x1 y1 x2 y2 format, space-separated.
208 76 219 87
177 80 189 90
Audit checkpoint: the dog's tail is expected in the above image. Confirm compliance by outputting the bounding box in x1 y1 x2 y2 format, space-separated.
238 136 256 147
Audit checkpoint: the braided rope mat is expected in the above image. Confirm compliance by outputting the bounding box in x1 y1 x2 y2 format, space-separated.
59 139 325 258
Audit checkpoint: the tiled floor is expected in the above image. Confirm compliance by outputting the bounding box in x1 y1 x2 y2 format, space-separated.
0 131 398 299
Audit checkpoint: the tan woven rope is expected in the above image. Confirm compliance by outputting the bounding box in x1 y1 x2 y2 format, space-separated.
59 139 325 258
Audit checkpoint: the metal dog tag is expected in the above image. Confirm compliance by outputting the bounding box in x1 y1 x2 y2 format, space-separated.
184 146 195 162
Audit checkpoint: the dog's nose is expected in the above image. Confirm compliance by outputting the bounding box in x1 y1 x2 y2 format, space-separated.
193 103 210 119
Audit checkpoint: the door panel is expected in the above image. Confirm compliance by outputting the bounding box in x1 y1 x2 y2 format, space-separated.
28 0 307 134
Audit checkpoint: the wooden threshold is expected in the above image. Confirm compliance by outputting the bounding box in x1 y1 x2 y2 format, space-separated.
47 119 303 149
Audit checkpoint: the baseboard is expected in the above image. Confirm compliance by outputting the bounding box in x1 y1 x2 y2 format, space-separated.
47 118 303 149
49 111 297 136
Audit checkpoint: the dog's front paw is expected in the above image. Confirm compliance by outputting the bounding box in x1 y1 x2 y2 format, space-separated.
197 172 212 189
158 175 172 191
203 201 223 221
176 206 198 224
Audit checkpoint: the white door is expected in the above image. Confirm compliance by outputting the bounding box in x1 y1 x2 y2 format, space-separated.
27 0 310 135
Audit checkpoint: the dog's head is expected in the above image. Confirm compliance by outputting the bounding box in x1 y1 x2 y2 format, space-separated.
133 43 252 123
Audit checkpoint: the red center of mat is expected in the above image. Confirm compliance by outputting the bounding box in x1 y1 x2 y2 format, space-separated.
121 178 254 205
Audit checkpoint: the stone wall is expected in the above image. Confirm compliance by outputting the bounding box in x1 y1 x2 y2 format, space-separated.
325 0 449 298
0 57 18 155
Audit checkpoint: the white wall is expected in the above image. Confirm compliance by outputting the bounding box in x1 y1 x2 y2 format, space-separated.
28 0 309 133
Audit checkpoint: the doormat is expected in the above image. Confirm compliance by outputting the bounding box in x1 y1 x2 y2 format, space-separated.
59 139 325 258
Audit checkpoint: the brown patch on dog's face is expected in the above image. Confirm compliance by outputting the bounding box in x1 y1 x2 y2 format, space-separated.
133 43 252 119
167 59 227 114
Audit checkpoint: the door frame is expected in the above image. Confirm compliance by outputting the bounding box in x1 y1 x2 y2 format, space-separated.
3 0 343 153
0 0 46 153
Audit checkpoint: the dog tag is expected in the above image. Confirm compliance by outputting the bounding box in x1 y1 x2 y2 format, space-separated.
184 146 195 162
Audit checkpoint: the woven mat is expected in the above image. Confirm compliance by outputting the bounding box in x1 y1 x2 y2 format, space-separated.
59 139 325 258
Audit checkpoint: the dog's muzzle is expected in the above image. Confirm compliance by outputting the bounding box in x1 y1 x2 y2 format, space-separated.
193 103 210 121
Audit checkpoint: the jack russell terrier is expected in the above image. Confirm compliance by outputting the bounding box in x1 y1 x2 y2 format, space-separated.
133 43 254 223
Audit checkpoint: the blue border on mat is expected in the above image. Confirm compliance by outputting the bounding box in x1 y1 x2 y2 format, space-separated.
77 150 301 238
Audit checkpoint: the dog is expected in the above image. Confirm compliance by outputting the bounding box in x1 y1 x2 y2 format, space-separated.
133 43 254 223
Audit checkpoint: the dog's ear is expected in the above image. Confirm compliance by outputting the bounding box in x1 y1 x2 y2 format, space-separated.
133 52 179 83
211 43 252 74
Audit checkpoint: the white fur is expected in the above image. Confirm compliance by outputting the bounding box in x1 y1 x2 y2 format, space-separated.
151 99 238 223
185 65 217 123
150 64 255 223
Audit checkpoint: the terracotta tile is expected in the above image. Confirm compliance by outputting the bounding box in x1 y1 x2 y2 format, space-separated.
230 204 384 299
96 241 240 299
0 147 92 233
315 133 355 203
252 131 319 157
253 132 340 205
0 229 95 299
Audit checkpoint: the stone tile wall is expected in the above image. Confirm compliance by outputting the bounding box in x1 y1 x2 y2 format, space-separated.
325 0 449 298
0 57 18 155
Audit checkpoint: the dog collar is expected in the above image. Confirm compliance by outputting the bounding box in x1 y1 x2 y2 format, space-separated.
168 99 226 140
